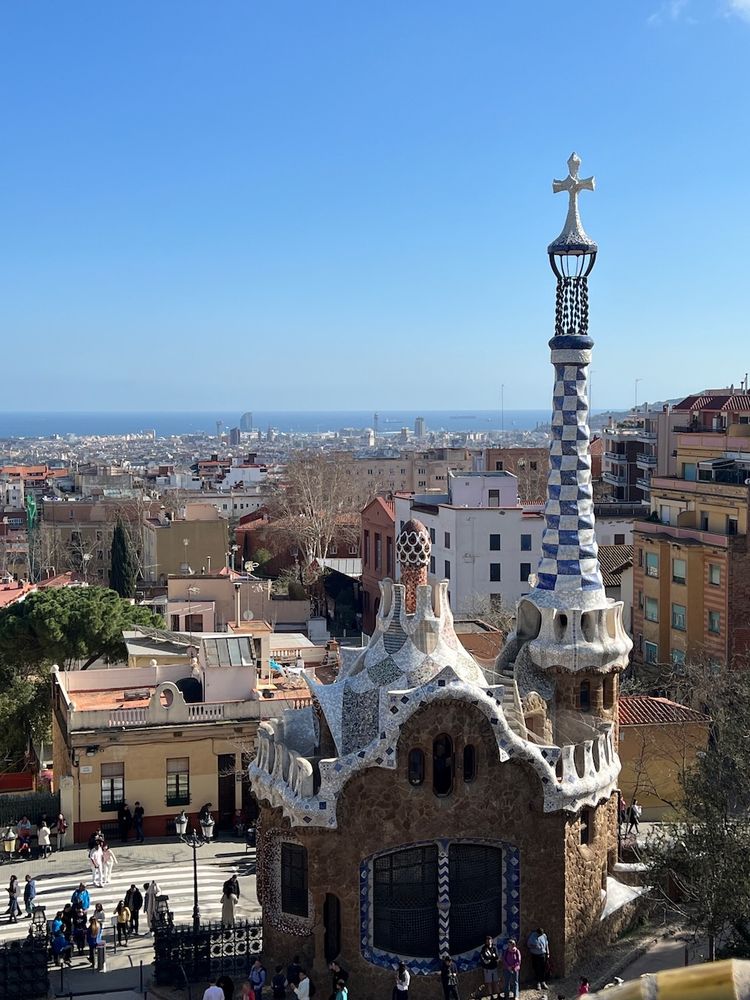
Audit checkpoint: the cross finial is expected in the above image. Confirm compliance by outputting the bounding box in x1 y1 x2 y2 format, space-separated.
548 152 597 255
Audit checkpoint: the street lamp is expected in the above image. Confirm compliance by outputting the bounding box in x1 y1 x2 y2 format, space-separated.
175 810 214 930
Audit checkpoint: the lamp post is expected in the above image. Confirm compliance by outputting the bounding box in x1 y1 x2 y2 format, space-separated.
175 810 215 931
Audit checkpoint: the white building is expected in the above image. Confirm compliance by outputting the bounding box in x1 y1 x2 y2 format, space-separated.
395 472 634 617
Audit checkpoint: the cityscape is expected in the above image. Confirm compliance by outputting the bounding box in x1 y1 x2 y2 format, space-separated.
1 4 750 1000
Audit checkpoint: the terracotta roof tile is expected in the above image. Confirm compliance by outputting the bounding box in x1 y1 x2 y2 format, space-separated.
619 695 709 726
597 544 634 587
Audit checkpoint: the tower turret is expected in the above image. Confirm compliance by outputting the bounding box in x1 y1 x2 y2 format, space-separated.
500 153 631 734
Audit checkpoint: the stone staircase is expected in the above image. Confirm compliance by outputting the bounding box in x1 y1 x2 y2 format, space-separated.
497 666 527 738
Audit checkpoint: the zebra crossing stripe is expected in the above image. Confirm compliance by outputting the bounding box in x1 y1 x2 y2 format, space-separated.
0 863 251 942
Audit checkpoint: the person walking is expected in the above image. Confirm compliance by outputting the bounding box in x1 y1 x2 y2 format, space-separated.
440 955 460 1000
249 957 267 999
89 841 104 887
125 883 143 935
202 981 226 1000
56 812 68 852
23 875 37 917
221 881 238 926
527 927 550 992
115 900 130 945
501 939 521 1000
6 875 20 923
394 960 410 998
479 934 500 998
102 843 118 884
37 819 51 859
626 799 642 837
133 801 145 843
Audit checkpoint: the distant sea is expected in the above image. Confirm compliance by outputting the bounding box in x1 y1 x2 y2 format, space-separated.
0 410 559 439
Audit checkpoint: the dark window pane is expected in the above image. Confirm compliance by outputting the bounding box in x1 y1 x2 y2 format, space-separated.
463 745 476 783
408 749 425 786
448 844 504 954
489 534 501 551
281 843 308 917
433 734 453 797
373 846 438 957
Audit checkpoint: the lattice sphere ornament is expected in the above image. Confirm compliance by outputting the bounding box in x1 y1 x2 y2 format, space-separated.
396 520 431 567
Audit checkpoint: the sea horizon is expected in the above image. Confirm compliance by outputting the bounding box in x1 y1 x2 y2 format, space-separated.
0 408 606 439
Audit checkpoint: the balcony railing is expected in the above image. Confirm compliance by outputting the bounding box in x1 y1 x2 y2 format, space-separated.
604 451 627 462
635 518 732 548
636 477 652 491
603 471 627 486
636 453 657 468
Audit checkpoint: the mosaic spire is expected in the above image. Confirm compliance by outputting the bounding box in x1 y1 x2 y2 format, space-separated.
395 518 430 613
533 153 604 600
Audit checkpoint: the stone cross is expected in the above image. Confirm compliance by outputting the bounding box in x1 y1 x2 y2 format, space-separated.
552 152 595 237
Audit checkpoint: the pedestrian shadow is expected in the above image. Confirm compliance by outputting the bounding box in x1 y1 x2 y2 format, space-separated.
216 858 256 876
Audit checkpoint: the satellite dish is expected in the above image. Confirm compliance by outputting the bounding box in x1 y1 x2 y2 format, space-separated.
242 610 254 621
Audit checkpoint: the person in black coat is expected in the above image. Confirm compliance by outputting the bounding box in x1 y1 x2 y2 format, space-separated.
125 883 144 935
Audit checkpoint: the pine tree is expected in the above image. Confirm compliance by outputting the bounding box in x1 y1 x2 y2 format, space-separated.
110 519 138 598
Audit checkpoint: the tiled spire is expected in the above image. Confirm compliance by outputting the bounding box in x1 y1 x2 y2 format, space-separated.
533 154 604 599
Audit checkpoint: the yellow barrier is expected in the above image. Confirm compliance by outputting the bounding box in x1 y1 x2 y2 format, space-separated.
591 959 750 999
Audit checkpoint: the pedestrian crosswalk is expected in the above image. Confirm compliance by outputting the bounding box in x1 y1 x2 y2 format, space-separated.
0 860 248 942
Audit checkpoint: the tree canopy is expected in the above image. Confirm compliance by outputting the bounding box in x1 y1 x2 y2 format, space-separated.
0 585 163 674
646 662 750 957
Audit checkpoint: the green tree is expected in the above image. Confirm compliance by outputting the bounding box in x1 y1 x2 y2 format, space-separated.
110 518 138 598
0 586 163 673
647 664 750 959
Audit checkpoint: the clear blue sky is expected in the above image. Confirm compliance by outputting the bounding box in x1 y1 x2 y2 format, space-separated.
1 1 748 412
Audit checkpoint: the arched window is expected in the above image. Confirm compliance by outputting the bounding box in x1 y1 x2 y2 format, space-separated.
408 748 425 786
463 745 477 783
433 734 454 796
324 893 341 963
579 680 591 712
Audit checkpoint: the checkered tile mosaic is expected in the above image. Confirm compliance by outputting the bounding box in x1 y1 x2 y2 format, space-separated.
535 342 604 595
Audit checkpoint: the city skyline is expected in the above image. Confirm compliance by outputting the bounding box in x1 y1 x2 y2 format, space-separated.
2 2 749 410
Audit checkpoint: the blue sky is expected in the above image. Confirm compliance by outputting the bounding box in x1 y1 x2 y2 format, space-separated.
1 1 748 412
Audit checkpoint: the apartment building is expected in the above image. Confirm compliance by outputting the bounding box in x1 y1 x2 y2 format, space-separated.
393 473 637 620
338 447 476 494
601 407 681 505
142 503 229 583
632 390 750 672
483 447 549 502
360 496 396 633
51 632 313 841
40 497 159 586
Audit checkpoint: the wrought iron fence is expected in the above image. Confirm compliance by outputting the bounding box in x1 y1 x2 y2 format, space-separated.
0 790 60 828
153 919 263 986
0 937 49 998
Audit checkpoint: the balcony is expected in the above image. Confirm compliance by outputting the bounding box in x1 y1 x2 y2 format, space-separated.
604 451 627 463
636 477 652 492
636 430 657 442
634 518 731 548
603 471 627 487
636 453 657 469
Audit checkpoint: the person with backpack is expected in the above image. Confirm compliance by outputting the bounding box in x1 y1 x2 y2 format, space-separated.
249 958 267 999
479 934 499 997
